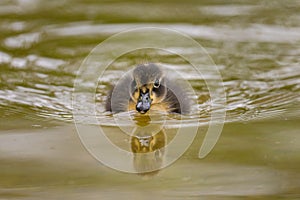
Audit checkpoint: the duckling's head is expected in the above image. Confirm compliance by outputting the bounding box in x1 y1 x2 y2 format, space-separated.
130 64 167 114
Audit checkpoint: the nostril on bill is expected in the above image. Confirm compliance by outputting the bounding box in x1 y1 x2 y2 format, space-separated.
136 93 151 113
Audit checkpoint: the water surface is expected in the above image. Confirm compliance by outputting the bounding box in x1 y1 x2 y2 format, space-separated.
0 0 300 199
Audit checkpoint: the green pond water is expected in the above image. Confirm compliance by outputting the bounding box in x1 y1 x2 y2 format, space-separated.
0 0 300 199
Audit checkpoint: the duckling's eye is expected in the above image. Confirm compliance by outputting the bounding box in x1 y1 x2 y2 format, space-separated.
153 79 160 88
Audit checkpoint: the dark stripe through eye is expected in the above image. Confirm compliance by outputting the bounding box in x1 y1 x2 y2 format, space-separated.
131 81 137 90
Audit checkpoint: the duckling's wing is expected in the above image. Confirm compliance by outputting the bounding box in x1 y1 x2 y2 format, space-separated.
164 77 191 114
105 86 113 112
105 73 134 113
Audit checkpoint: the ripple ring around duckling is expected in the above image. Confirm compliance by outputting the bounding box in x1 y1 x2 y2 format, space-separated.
72 27 226 173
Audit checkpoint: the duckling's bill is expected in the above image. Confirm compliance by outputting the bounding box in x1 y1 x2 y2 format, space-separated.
136 91 152 114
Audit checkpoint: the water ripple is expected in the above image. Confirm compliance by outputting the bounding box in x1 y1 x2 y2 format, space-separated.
0 1 300 127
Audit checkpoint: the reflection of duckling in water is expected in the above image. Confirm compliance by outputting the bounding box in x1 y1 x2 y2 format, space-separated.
131 130 166 154
131 127 166 174
106 63 190 114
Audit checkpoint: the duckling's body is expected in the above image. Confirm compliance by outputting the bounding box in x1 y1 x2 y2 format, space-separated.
106 63 190 114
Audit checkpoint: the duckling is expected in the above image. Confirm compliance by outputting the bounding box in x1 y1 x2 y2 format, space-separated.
105 63 190 114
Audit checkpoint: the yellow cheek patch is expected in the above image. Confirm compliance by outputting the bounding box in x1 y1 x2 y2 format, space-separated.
128 100 136 111
133 90 139 102
130 87 140 103
151 92 165 104
149 90 155 101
